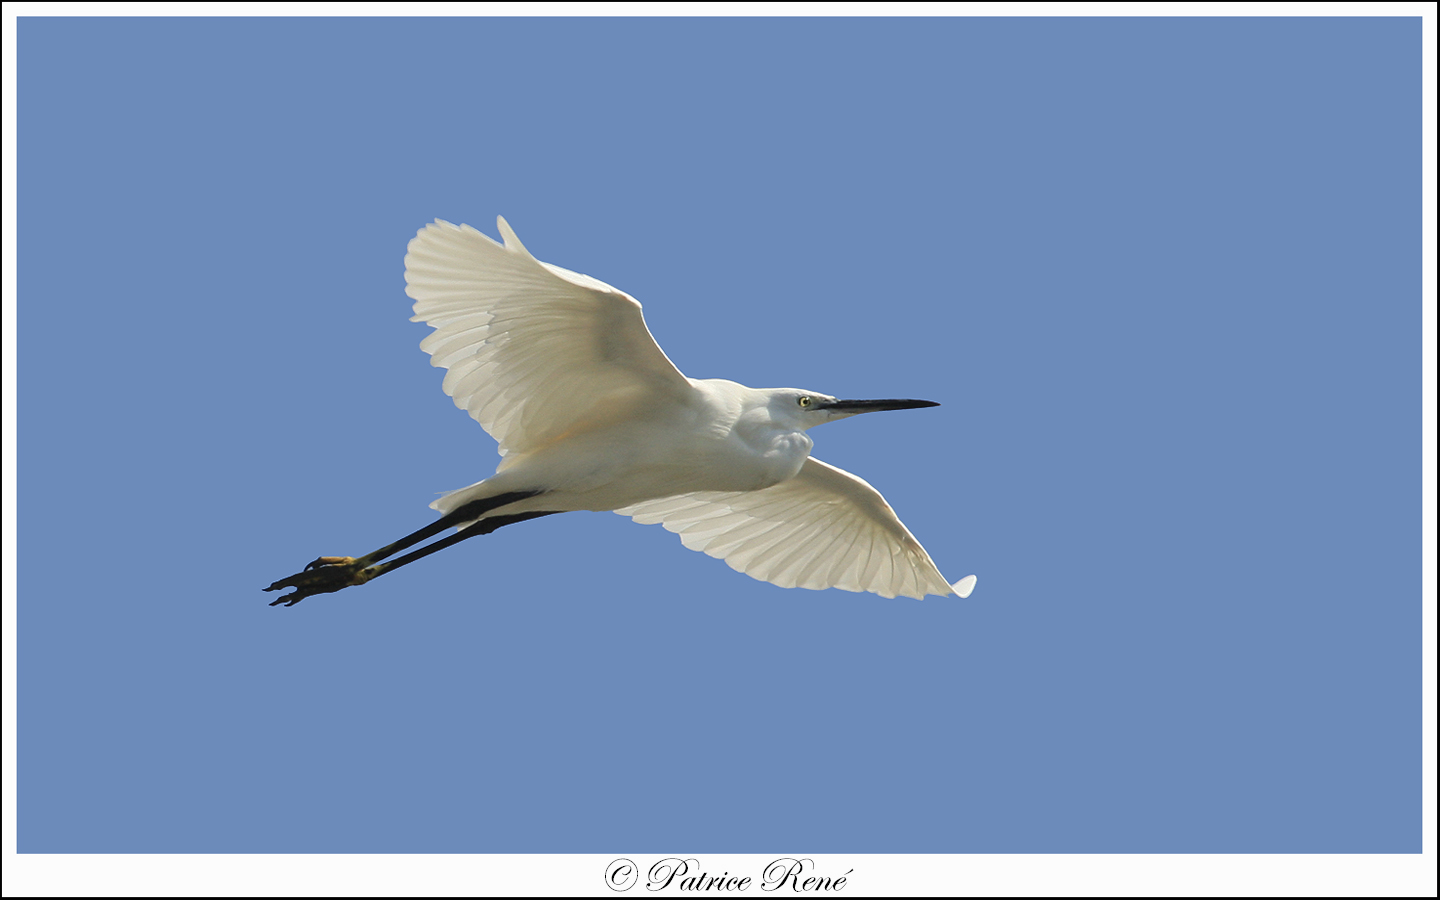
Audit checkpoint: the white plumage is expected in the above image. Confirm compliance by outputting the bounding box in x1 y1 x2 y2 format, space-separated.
620 458 973 600
406 217 692 459
400 217 976 601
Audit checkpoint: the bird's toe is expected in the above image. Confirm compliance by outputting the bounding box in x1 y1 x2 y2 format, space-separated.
264 557 369 606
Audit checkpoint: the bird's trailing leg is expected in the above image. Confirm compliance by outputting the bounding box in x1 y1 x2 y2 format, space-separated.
264 491 554 607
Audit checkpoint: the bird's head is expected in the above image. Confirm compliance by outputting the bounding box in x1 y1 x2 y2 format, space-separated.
766 388 940 431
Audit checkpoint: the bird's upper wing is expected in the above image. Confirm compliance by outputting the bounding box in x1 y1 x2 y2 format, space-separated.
616 457 976 600
405 218 695 457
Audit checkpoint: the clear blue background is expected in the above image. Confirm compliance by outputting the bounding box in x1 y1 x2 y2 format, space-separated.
18 17 1419 852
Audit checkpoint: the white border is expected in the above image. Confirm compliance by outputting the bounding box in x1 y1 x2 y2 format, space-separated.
1 1 1434 16
1 1 15 897
8 854 1438 898
3 3 1433 898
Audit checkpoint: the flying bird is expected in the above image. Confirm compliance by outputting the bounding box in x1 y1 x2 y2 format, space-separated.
265 218 976 606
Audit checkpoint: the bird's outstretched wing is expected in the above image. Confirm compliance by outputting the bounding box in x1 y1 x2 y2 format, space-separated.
405 218 695 457
616 457 976 600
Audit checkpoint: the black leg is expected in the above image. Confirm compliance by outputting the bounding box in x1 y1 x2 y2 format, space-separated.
360 511 561 581
263 492 553 606
347 490 546 568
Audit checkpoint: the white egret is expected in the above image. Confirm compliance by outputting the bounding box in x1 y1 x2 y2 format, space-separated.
265 217 976 606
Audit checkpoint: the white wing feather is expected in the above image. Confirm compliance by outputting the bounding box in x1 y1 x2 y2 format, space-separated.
617 457 976 600
404 218 694 457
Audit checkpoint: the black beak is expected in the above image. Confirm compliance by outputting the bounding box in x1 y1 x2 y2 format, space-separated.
817 398 940 414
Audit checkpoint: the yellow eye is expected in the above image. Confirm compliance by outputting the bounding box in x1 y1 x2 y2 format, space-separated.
798 396 813 408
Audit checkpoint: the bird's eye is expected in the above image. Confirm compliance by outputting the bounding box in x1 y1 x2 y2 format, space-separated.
798 396 813 408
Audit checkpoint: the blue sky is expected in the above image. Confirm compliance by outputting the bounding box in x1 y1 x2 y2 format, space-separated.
16 16 1421 854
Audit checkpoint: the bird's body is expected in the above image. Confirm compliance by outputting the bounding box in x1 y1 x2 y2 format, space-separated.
435 378 816 519
264 217 976 605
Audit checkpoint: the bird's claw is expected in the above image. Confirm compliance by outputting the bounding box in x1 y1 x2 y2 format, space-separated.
264 556 368 606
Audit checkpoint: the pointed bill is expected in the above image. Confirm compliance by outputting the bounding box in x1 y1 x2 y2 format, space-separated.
818 398 940 414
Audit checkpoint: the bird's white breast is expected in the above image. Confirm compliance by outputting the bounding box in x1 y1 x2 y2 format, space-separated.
486 379 815 512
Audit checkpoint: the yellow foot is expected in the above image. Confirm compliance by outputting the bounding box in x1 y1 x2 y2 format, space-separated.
264 556 375 606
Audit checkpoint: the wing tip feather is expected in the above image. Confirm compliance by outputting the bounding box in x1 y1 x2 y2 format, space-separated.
496 215 535 259
951 575 978 598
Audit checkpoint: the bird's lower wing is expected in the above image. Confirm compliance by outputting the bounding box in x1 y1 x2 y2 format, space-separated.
405 218 696 457
617 457 975 600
